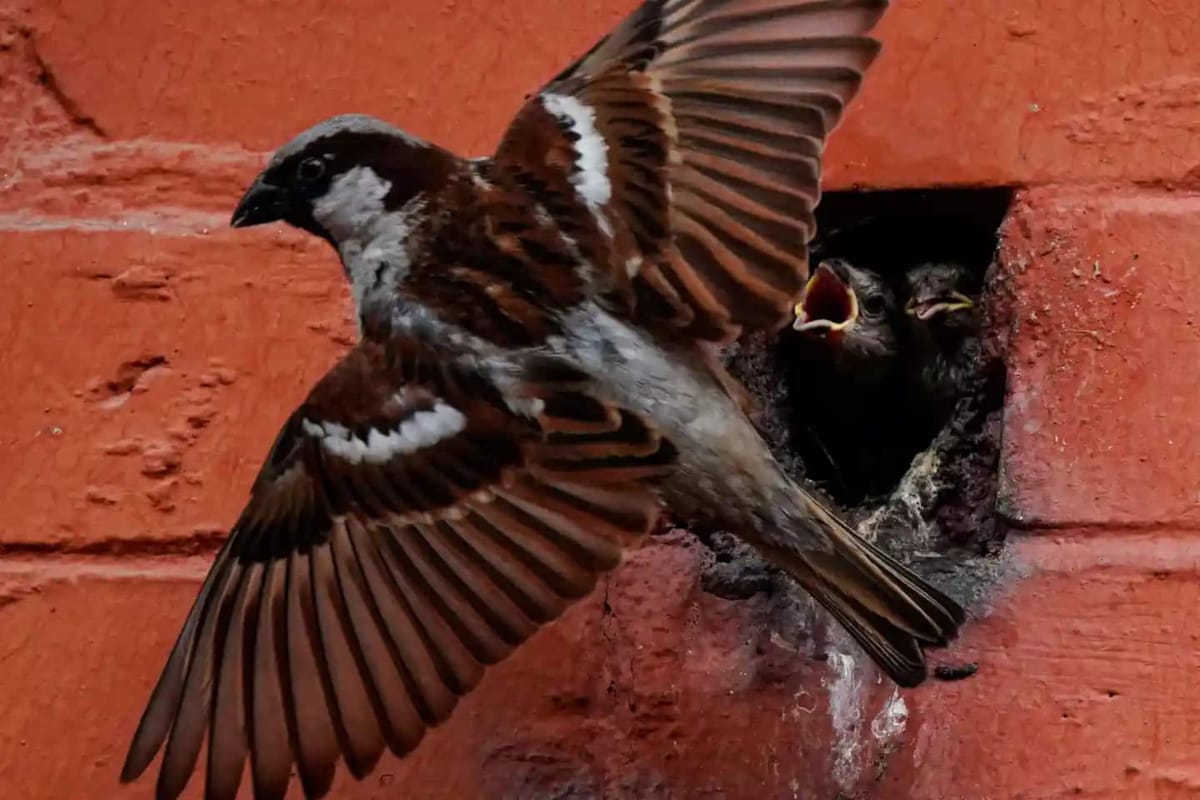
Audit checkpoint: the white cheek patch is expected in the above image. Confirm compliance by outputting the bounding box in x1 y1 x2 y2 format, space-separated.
541 93 612 212
313 164 425 312
359 195 425 270
312 165 393 242
302 402 467 465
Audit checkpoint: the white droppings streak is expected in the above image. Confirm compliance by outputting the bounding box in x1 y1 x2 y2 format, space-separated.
826 650 866 792
541 93 612 208
303 403 466 465
870 688 909 742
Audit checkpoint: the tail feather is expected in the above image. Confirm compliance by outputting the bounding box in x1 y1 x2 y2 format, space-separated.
772 500 964 688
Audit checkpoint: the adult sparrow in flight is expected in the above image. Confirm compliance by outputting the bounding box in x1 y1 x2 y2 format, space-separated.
122 2 963 799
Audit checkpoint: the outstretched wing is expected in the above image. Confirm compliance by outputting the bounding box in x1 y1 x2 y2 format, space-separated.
494 0 889 343
120 330 675 800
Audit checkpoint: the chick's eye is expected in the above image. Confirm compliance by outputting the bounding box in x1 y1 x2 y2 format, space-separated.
297 157 325 183
861 294 886 317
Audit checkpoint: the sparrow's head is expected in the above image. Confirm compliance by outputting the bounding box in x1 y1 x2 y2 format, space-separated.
793 258 900 363
904 262 977 332
231 114 455 245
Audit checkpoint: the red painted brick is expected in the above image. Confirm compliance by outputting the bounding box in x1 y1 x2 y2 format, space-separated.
999 188 1200 527
883 534 1200 800
0 228 350 548
28 0 633 156
830 0 1200 188
24 1 1200 186
6 534 1197 799
1 0 1198 798
0 141 262 219
0 536 939 800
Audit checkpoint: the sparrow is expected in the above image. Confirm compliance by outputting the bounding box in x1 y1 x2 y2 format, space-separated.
792 258 904 388
789 258 915 500
903 261 981 423
121 3 964 800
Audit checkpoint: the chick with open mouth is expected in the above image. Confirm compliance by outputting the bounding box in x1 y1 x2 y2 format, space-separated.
789 258 913 501
793 259 860 339
793 258 902 378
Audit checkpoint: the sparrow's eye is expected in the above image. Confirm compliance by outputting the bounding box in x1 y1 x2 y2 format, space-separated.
861 294 886 318
296 157 326 183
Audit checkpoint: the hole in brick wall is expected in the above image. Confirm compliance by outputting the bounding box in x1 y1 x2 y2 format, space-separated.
706 187 1014 611
789 188 1012 536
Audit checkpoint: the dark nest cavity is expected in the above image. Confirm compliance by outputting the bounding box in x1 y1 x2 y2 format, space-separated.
702 187 1016 615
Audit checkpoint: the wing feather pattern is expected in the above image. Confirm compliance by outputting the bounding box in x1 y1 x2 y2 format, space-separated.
496 0 890 342
121 333 674 800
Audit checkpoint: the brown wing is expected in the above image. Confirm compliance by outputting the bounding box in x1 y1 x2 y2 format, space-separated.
494 0 889 343
120 332 675 800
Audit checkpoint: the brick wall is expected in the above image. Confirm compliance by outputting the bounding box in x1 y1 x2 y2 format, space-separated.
2 2 1199 798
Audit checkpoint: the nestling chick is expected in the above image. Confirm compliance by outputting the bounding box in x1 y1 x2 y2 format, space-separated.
905 261 978 333
903 261 982 424
793 258 903 387
790 258 917 500
121 4 964 800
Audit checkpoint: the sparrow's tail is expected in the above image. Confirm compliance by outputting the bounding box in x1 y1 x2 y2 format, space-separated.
768 495 965 687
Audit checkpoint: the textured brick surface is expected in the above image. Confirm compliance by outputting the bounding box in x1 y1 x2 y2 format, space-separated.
7 536 1198 800
22 0 1200 185
0 228 346 548
889 534 1200 800
0 537 935 800
27 0 632 155
834 0 1200 188
2 0 1198 798
1000 189 1200 527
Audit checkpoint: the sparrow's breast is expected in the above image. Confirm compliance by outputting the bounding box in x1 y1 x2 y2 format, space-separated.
555 302 789 533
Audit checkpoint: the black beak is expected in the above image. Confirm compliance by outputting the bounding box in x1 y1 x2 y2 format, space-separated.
231 176 287 228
